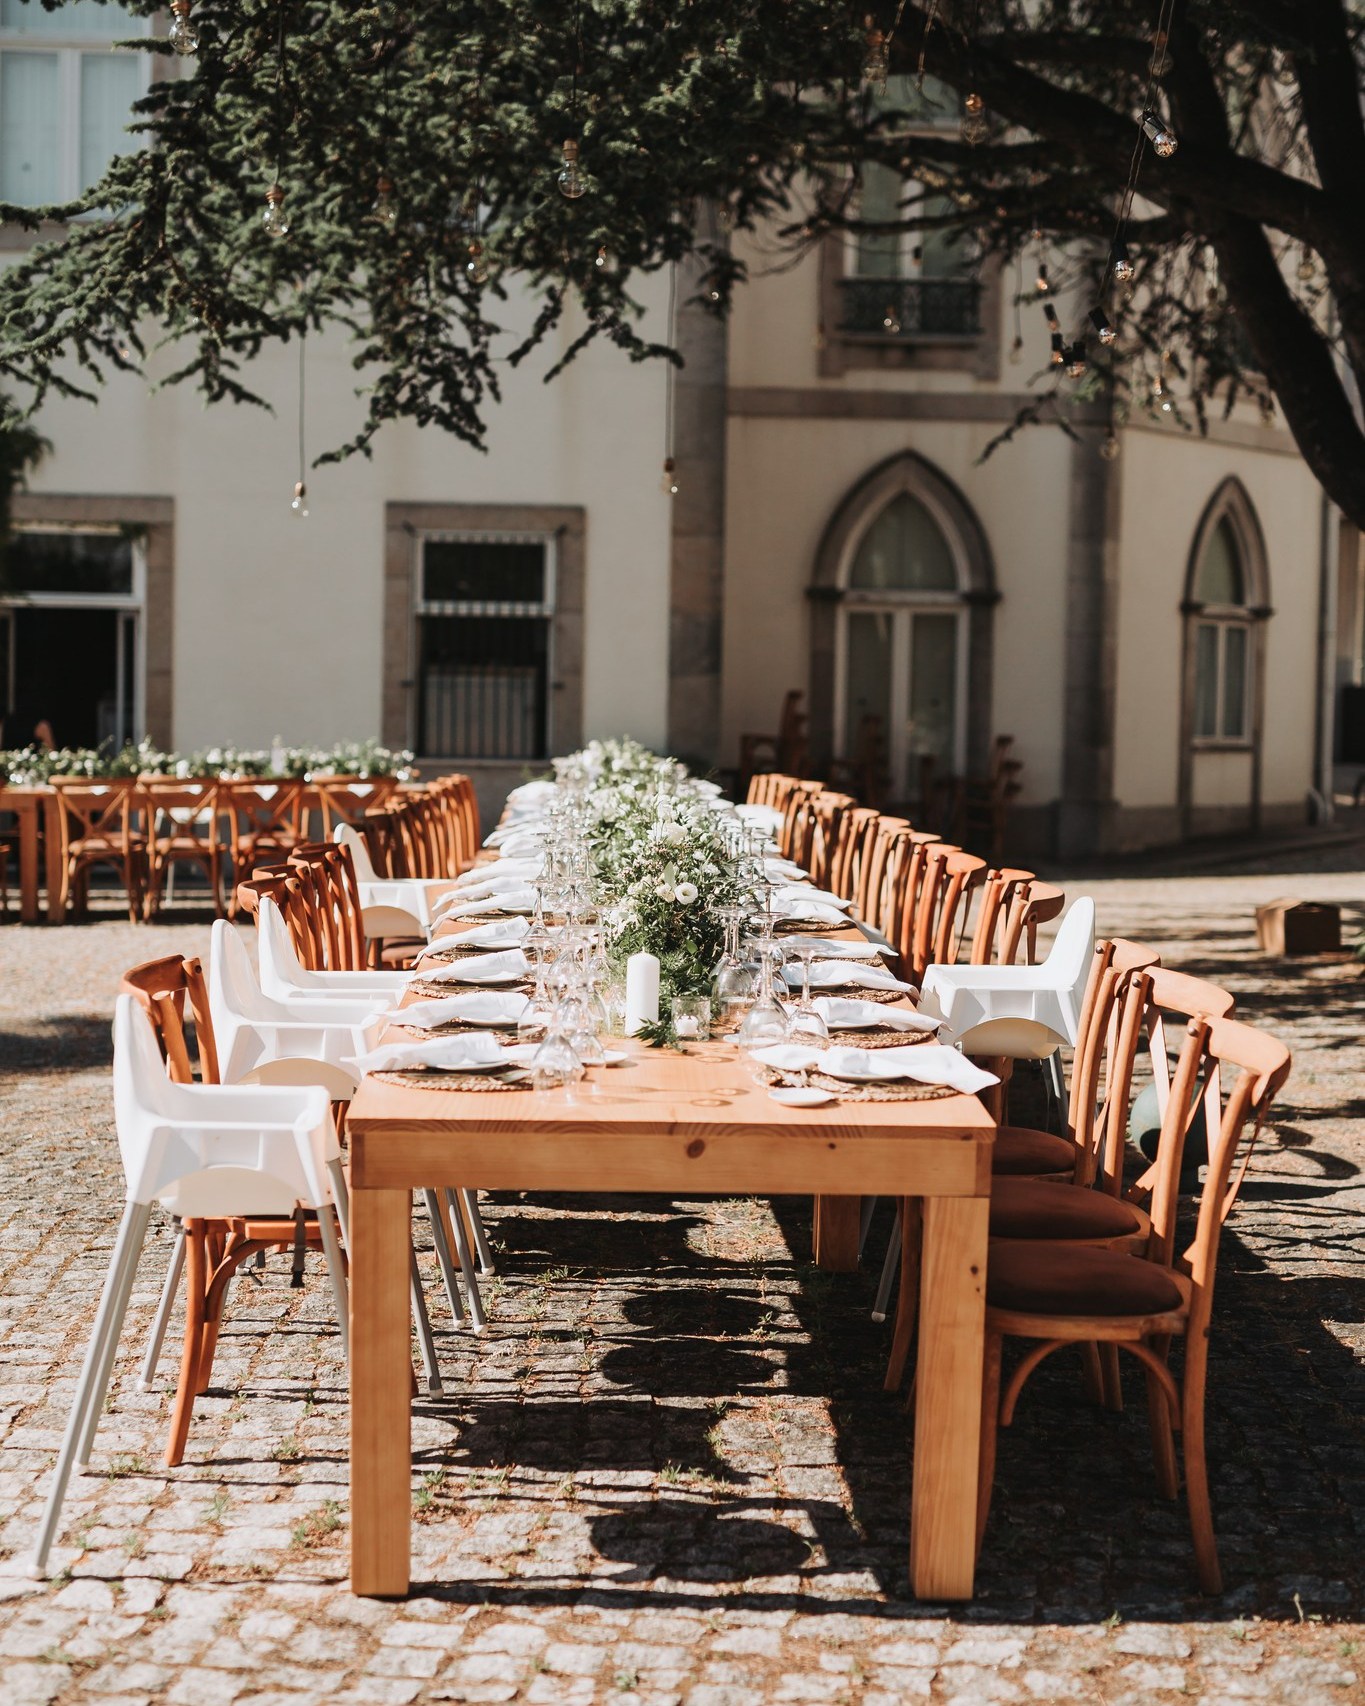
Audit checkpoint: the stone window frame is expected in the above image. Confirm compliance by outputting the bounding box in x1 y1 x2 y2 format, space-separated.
382 501 585 761
6 491 174 748
1177 476 1272 827
807 450 998 779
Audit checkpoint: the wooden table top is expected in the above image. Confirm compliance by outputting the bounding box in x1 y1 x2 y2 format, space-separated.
347 898 996 1198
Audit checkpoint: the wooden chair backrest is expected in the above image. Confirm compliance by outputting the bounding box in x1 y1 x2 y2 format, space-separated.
966 867 1035 965
236 869 322 969
1143 1012 1290 1333
311 775 399 836
854 816 911 929
884 830 943 963
119 954 220 1084
827 806 879 904
912 845 988 979
288 841 368 970
804 791 855 890
49 778 142 852
220 779 304 853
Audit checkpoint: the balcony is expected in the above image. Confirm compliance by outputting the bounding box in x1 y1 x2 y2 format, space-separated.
836 276 983 343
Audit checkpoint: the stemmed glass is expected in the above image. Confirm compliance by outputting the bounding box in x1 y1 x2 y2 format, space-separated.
712 905 757 1022
737 929 790 1050
530 997 586 1091
787 940 829 1043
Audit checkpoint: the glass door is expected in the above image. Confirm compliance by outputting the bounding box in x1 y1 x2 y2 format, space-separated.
840 605 963 802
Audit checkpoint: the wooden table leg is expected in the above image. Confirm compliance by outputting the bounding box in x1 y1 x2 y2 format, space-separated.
16 799 40 924
910 1194 988 1600
43 795 66 925
812 1195 862 1271
350 1186 412 1596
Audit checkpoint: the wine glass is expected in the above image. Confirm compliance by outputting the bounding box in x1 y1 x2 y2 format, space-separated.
787 940 829 1042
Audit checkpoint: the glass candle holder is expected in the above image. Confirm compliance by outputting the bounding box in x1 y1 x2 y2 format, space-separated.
671 994 712 1042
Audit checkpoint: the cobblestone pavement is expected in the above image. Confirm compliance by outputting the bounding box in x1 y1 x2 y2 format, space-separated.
2 865 1364 1705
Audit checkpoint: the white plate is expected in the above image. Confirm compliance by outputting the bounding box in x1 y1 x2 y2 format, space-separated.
454 972 527 987
820 1063 903 1084
431 1058 519 1074
768 1085 837 1107
597 1049 628 1067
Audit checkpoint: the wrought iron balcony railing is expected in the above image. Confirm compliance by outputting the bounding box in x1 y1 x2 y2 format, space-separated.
836 276 983 341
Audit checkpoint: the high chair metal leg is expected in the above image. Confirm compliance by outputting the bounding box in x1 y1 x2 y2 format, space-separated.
870 1206 902 1323
32 1201 153 1576
422 1190 467 1325
459 1189 496 1274
443 1189 487 1331
858 1195 877 1258
315 1207 350 1358
138 1224 186 1391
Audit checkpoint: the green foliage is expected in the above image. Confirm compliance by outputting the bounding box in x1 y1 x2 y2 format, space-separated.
0 736 414 784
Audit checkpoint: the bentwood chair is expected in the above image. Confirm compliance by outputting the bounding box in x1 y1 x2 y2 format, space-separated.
49 777 147 922
977 1011 1292 1593
142 777 224 919
29 996 348 1575
222 779 304 917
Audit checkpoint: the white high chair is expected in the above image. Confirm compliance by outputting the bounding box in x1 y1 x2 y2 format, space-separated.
334 821 448 940
256 894 410 1004
30 997 348 1578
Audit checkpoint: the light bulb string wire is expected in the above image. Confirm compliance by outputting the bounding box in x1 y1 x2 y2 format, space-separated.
297 327 307 493
1102 0 1178 306
663 260 677 474
271 1 286 187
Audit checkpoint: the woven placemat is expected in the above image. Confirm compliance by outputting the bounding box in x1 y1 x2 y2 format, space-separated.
395 1017 524 1037
760 1067 955 1102
409 976 534 1000
414 946 489 966
824 1026 933 1049
371 1068 531 1092
813 983 907 1005
774 917 848 935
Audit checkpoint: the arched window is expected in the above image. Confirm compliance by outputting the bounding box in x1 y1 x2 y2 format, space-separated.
809 454 996 802
1184 488 1267 748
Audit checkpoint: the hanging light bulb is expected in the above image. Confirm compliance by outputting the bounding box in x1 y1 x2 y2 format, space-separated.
1008 334 1023 365
1142 110 1179 158
594 244 609 269
1049 334 1065 367
1089 306 1117 345
962 91 988 146
465 239 489 284
373 175 397 232
1297 245 1316 282
862 16 889 96
1112 242 1135 285
168 0 199 55
883 303 901 335
291 480 308 518
1035 261 1050 294
557 139 586 200
813 321 828 352
1065 342 1088 379
1029 225 1044 244
660 457 678 496
1099 432 1121 462
262 184 290 239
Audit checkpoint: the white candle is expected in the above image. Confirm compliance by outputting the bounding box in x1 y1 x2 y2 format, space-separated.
674 1015 700 1039
624 952 660 1035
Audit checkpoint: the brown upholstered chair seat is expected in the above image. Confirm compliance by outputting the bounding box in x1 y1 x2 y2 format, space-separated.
986 1242 1186 1319
991 1124 1079 1177
989 1178 1148 1243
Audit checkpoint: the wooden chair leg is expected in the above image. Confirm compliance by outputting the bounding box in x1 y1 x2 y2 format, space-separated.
883 1198 922 1392
1080 1341 1104 1405
165 1220 207 1468
1146 1360 1180 1502
976 1330 1003 1553
1181 1341 1221 1594
195 1231 245 1395
1100 1342 1124 1413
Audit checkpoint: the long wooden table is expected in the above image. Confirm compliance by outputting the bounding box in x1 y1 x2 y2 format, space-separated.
346 993 996 1600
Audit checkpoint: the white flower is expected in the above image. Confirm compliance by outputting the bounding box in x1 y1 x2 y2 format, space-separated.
662 822 687 846
655 881 675 901
675 881 698 906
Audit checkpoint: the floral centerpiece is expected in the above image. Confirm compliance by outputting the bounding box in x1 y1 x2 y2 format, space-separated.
582 740 746 1001
0 738 414 786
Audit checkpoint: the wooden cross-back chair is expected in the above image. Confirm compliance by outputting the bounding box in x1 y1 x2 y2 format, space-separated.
287 842 368 971
118 952 337 1468
905 844 988 982
797 791 856 891
826 806 880 905
776 779 824 863
965 868 1036 967
142 778 224 921
49 777 148 923
222 780 304 917
235 870 321 970
977 1008 1291 1594
852 816 911 929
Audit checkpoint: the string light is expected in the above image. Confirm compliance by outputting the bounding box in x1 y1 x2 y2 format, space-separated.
1141 109 1179 158
1089 306 1117 345
291 479 308 518
168 0 199 55
1064 343 1088 379
1035 262 1051 294
1100 432 1121 461
1112 242 1135 285
863 15 889 95
1008 335 1023 365
262 184 289 239
558 139 586 199
373 175 397 232
883 303 902 334
292 334 308 518
1044 305 1065 366
465 239 489 284
962 90 988 145
1297 245 1316 282
594 244 609 268
660 456 678 495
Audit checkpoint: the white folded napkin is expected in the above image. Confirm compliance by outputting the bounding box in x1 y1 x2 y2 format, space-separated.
345 1031 512 1076
780 935 892 961
418 917 530 959
764 858 809 881
735 803 785 834
410 948 530 985
506 779 557 804
484 822 549 851
812 997 938 1033
752 1042 996 1092
692 779 724 797
772 884 852 911
771 899 849 927
436 873 540 911
438 887 538 919
451 856 543 890
383 991 531 1029
782 961 915 993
